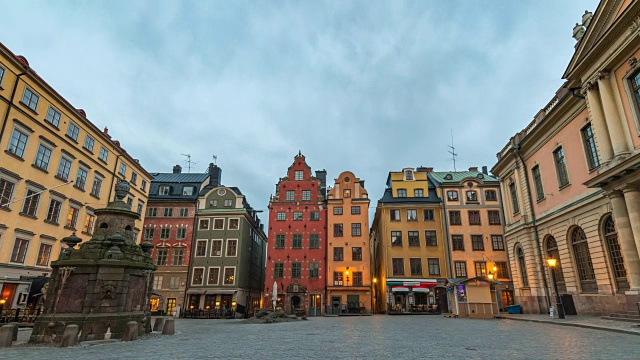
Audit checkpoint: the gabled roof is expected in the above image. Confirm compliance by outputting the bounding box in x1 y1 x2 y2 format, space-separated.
429 171 499 186
563 0 632 80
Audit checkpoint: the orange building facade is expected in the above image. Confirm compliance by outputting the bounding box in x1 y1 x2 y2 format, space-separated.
326 171 371 315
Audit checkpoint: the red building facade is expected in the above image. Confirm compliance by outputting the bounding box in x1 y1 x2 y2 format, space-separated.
264 153 327 316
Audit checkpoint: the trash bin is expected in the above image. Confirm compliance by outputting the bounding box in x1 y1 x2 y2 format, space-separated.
506 304 522 314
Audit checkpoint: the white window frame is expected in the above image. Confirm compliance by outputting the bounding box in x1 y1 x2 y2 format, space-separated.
66 205 81 229
7 123 32 158
21 86 40 111
226 239 238 257
199 218 210 230
210 239 223 257
98 146 109 162
119 162 127 176
45 105 62 127
83 134 95 152
223 266 236 285
194 239 208 257
159 186 170 195
67 121 80 141
207 266 221 285
228 218 240 230
212 218 224 230
153 275 163 290
191 267 205 286
35 240 54 267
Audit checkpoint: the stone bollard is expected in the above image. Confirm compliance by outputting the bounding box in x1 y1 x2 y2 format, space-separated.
162 319 175 335
60 324 80 347
8 323 18 341
0 325 13 347
123 321 138 341
153 317 165 332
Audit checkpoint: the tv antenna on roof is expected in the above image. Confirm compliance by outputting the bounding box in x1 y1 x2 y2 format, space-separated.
181 154 198 173
212 155 217 165
447 129 458 172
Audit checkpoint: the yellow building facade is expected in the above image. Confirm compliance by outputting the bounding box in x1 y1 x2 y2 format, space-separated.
371 168 448 314
0 42 151 309
326 171 371 314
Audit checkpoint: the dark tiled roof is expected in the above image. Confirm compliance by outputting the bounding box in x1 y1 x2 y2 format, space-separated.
151 173 210 183
429 171 499 185
378 187 441 204
149 172 210 201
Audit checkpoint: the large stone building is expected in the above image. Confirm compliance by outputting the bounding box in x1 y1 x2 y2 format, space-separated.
371 167 448 314
493 0 640 315
326 171 372 314
186 164 267 318
264 152 327 316
0 42 150 311
429 167 513 310
145 164 212 316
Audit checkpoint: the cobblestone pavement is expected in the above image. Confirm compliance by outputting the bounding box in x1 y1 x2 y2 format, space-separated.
4 315 640 360
499 314 640 335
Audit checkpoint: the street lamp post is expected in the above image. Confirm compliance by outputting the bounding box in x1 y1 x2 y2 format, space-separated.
546 258 565 319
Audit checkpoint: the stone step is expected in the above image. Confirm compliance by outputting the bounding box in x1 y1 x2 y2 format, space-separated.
601 316 640 323
609 313 640 319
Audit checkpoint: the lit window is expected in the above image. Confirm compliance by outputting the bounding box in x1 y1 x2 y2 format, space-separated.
83 214 96 234
36 243 52 266
66 207 79 229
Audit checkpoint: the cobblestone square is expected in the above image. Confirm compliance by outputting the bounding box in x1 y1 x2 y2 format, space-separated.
4 316 640 359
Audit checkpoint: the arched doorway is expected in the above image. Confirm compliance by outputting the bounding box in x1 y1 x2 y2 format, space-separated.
603 216 629 292
545 236 565 294
291 295 301 314
571 227 597 293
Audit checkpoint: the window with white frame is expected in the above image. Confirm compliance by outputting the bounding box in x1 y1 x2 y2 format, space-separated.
191 268 204 285
277 212 286 221
0 178 16 208
91 176 103 198
36 243 53 266
176 228 186 239
286 190 295 201
224 199 232 207
21 87 39 111
211 240 222 256
228 218 239 230
66 206 80 229
160 228 170 240
67 122 80 141
45 106 61 127
83 213 96 234
195 240 207 256
153 276 163 290
141 179 147 191
119 162 127 176
22 189 41 217
226 239 238 256
45 198 62 224
11 238 30 263
0 65 5 85
294 170 304 180
223 267 236 285
99 146 109 162
159 186 170 195
302 190 311 200
207 267 220 285
213 218 224 229
163 207 173 217
182 186 193 195
75 167 88 190
7 127 29 158
33 143 53 171
199 219 209 229
172 248 184 265
56 157 72 181
83 135 95 152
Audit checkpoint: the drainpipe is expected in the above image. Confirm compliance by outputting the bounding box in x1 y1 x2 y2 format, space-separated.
107 154 124 201
0 70 29 144
514 146 552 311
440 188 453 279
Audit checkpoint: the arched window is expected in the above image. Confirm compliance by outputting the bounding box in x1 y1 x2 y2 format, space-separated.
603 216 629 292
571 227 597 293
545 236 565 293
516 245 529 287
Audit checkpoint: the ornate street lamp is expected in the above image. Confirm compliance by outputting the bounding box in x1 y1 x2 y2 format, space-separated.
546 258 565 319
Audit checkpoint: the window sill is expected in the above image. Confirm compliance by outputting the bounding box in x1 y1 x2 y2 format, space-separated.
64 225 77 230
82 147 94 155
90 193 100 200
536 196 546 203
426 244 438 247
4 150 25 161
0 206 11 212
54 175 70 183
466 201 479 205
31 164 49 174
44 220 59 226
44 120 60 130
82 231 93 236
65 134 79 144
558 183 571 191
19 212 38 219
408 244 421 247
73 185 86 192
19 101 38 115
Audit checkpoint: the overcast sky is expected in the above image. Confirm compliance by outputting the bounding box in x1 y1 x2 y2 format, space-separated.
1 0 600 223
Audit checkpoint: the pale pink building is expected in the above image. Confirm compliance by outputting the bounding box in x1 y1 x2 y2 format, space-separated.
493 0 640 315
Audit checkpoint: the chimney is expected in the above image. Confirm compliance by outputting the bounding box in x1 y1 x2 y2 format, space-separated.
209 163 222 187
359 180 365 188
416 167 434 173
482 166 488 175
468 167 478 172
315 170 327 198
173 165 182 174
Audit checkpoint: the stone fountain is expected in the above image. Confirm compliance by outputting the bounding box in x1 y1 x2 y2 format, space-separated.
30 180 157 343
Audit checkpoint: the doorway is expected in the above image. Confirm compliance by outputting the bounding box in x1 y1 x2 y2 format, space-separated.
291 295 301 314
435 287 448 313
309 294 321 316
331 296 341 314
167 298 176 316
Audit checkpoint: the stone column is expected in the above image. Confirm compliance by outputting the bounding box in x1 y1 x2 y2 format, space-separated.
583 83 614 162
609 191 640 290
596 72 630 157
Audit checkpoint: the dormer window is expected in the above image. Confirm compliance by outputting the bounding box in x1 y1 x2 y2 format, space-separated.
477 174 484 179
445 174 453 180
159 186 170 195
182 186 194 196
397 189 407 198
404 170 414 180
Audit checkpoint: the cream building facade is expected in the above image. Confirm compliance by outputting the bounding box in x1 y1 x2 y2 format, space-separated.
0 42 151 309
493 0 640 315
